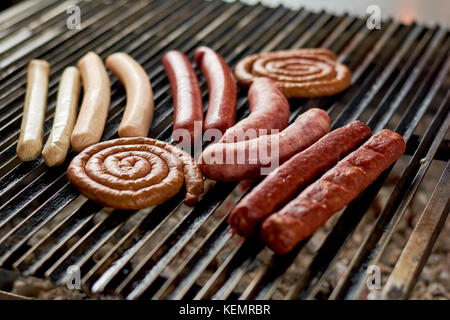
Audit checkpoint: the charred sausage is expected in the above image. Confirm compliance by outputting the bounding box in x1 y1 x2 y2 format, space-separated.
228 120 372 236
198 108 330 182
260 129 406 255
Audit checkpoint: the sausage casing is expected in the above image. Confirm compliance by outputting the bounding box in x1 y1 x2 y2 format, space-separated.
42 66 81 166
162 50 203 146
199 108 330 182
17 59 50 161
67 137 203 209
194 46 236 134
228 120 372 236
106 52 154 138
71 52 110 152
261 129 406 254
220 77 289 143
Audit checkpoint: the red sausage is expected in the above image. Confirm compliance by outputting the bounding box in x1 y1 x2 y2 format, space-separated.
220 77 289 143
228 120 372 236
261 129 406 255
162 51 203 146
198 108 330 182
194 46 237 134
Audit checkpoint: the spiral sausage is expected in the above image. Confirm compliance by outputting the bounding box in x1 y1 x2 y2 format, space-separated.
67 137 204 209
234 49 351 98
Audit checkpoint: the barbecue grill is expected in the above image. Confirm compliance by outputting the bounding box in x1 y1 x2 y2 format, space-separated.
0 0 448 300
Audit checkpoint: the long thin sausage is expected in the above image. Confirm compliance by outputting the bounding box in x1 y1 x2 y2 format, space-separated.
228 120 372 236
198 108 330 182
261 129 406 255
42 66 81 166
162 50 203 146
220 77 289 143
194 46 236 134
106 52 154 137
17 59 50 161
71 51 110 152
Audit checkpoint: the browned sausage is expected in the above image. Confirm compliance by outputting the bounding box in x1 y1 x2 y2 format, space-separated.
260 129 406 255
67 137 204 209
228 120 372 236
194 46 236 134
198 108 330 182
234 49 351 98
220 77 289 143
162 51 203 146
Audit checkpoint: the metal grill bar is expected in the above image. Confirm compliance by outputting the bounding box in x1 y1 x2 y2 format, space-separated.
0 0 61 39
330 86 450 300
0 0 448 301
382 160 450 299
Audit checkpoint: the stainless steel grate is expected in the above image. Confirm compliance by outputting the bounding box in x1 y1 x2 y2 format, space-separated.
0 0 448 300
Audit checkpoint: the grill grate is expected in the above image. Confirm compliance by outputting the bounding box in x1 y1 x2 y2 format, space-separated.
0 0 448 300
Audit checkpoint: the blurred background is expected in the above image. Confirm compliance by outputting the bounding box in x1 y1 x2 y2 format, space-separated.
1 0 449 27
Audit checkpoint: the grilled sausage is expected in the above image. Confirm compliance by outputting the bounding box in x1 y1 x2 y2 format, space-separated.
261 129 406 255
198 108 330 182
163 142 204 206
17 59 50 161
220 77 289 143
42 66 81 166
106 52 154 138
162 50 203 146
67 137 204 209
71 52 110 152
234 49 338 86
228 120 372 236
194 46 236 134
234 49 351 98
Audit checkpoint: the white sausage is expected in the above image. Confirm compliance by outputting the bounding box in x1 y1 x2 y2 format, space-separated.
42 66 81 166
106 52 154 137
17 59 50 161
71 51 110 152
